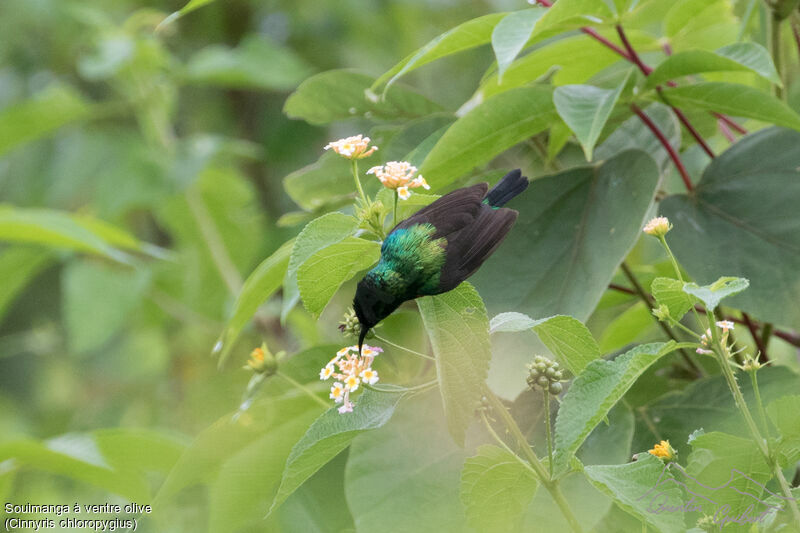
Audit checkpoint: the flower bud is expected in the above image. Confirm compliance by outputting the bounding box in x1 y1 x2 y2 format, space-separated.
652 304 670 322
648 439 676 461
245 343 278 376
643 216 672 238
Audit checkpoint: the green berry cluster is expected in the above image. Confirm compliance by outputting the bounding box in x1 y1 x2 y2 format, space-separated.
526 355 564 395
338 308 375 339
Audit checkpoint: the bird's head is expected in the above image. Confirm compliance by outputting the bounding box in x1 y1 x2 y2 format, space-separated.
353 278 399 355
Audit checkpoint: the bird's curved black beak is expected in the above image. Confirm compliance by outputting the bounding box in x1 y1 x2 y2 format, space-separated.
358 325 369 357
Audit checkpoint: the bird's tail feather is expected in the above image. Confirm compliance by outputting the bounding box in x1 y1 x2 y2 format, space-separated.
484 169 528 208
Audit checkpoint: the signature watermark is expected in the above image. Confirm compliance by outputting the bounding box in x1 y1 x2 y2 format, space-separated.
636 462 796 529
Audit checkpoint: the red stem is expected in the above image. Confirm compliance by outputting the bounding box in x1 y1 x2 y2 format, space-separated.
742 312 770 361
631 103 693 191
714 113 748 135
583 27 632 60
616 25 653 75
717 118 736 143
664 91 716 158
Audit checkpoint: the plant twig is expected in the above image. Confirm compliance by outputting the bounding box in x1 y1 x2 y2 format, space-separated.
630 104 693 191
374 334 435 360
741 312 769 361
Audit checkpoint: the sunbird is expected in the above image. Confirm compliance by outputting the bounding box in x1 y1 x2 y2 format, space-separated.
353 169 529 351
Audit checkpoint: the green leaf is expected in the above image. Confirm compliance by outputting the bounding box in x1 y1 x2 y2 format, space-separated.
461 445 539 533
767 395 800 466
646 43 781 89
420 87 557 189
533 0 615 36
184 36 314 91
599 301 655 353
472 150 659 322
685 431 772 526
215 240 293 365
490 312 600 376
297 237 381 317
661 128 800 328
374 13 507 91
418 283 491 445
157 0 217 30
270 390 403 514
584 454 685 533
345 391 469 533
553 342 676 476
554 73 630 161
62 259 149 354
595 103 680 171
0 206 132 262
682 277 749 312
0 85 90 157
281 213 358 322
284 70 441 126
0 247 52 323
492 9 547 82
283 151 355 211
651 277 697 321
656 82 800 131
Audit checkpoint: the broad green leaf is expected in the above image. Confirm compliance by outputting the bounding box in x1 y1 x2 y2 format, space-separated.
345 391 469 533
682 277 749 312
472 150 659 322
270 390 403 513
490 312 600 376
214 239 293 365
595 103 680 171
656 82 800 131
184 36 314 91
547 119 573 161
554 73 629 161
283 151 355 211
584 454 685 533
492 9 547 82
418 283 491 445
62 259 149 354
685 431 772 529
645 43 780 89
281 213 358 323
0 247 52 323
651 277 697 321
420 87 557 189
553 342 675 476
664 0 738 52
284 70 441 126
479 30 658 100
157 0 217 30
767 395 800 467
461 445 539 533
297 237 381 317
599 301 655 353
661 128 800 328
0 206 130 262
374 13 507 91
91 428 186 476
0 85 90 157
632 366 800 460
533 0 615 37
0 434 151 501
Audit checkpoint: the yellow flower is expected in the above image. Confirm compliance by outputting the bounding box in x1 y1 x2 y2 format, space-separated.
643 216 672 237
344 374 360 392
246 345 277 374
648 440 676 460
367 161 429 200
324 134 378 159
330 382 345 403
360 368 379 385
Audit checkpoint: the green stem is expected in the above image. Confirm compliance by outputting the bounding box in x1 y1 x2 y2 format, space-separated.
750 370 771 439
374 334 435 360
276 371 330 409
393 189 398 228
658 235 705 329
768 10 785 100
481 412 540 478
543 391 554 478
351 159 369 206
484 390 583 533
774 463 800 524
368 380 438 394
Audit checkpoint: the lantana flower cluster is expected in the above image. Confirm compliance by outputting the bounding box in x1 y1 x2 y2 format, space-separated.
367 161 430 200
324 134 378 159
320 344 382 413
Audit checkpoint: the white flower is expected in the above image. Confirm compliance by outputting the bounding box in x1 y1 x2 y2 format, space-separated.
643 216 672 237
361 345 382 357
696 348 713 355
344 374 360 392
397 186 411 200
330 382 345 403
411 176 430 190
360 368 379 385
338 400 354 414
324 135 378 159
715 320 735 331
320 365 334 380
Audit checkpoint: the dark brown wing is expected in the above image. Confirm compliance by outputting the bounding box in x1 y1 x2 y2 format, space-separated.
437 205 517 292
390 183 488 238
